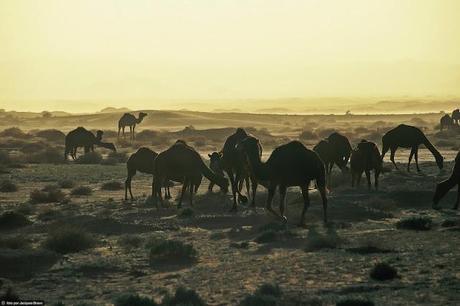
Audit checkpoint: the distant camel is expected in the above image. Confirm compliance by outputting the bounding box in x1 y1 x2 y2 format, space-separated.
440 114 454 131
125 147 172 200
221 128 258 211
64 127 116 160
452 109 460 125
350 140 382 189
118 112 147 140
238 136 327 226
381 124 443 172
153 140 228 208
313 132 352 186
433 151 460 210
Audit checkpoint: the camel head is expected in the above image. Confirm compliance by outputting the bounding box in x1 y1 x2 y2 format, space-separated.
138 112 148 122
235 127 248 138
96 130 104 141
208 151 223 174
100 142 117 152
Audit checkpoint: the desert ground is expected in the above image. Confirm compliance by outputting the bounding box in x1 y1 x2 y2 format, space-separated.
0 109 459 305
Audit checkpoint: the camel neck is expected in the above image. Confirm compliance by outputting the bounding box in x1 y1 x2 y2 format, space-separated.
423 137 440 157
247 150 270 181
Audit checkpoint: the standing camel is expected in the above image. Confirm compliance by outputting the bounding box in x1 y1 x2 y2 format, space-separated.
238 136 327 226
64 127 116 160
350 140 382 189
125 147 172 200
381 124 443 172
440 114 454 131
221 128 258 211
118 112 147 140
452 109 460 125
153 141 228 208
433 151 460 210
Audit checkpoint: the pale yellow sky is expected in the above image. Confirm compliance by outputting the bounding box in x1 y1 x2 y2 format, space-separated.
0 0 459 112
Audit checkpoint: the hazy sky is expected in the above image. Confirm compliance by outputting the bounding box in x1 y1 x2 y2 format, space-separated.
1 0 459 112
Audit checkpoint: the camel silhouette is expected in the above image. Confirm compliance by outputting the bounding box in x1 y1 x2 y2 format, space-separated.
440 114 454 131
433 151 460 210
125 147 172 200
153 140 228 208
381 124 443 172
452 109 460 125
313 132 352 186
350 140 382 189
118 112 147 140
209 151 251 195
238 136 327 226
64 127 116 160
221 128 258 211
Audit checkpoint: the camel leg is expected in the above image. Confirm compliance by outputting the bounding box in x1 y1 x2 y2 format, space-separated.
407 147 416 172
328 163 333 186
118 126 121 139
132 125 135 140
375 167 380 190
365 169 371 190
279 185 288 223
455 184 460 210
122 126 126 138
178 179 187 209
414 146 421 172
235 172 248 204
245 177 250 203
357 171 363 187
125 173 134 200
227 169 239 211
299 185 310 227
251 176 258 208
165 186 172 199
390 147 398 170
152 178 162 209
319 183 328 224
189 182 194 207
208 181 215 192
266 184 279 218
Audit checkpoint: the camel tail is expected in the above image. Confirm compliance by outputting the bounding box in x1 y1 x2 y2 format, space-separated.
199 158 228 191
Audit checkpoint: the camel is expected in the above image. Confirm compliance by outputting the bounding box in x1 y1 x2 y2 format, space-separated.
350 140 382 189
125 147 173 200
153 140 228 208
433 151 460 210
238 136 327 225
440 114 454 131
208 151 250 194
381 124 443 172
313 132 352 186
221 128 258 211
64 127 116 160
452 109 460 125
118 112 147 140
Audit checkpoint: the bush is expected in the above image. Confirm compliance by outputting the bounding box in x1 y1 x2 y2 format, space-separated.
0 211 32 230
34 129 65 143
0 235 30 249
396 216 432 231
148 239 197 265
239 283 282 306
178 208 194 219
43 226 95 254
20 141 48 154
71 186 93 196
0 150 11 164
162 287 206 306
58 179 75 189
369 262 398 281
30 188 65 203
336 297 375 306
101 181 123 191
254 230 277 244
0 127 29 139
299 130 318 140
27 147 64 164
136 129 158 141
118 235 144 250
0 180 18 192
305 227 342 251
75 152 103 164
107 151 128 163
114 293 157 306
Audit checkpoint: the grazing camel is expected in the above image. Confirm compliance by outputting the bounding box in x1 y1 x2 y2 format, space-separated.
433 151 460 210
440 114 454 131
153 141 228 208
350 140 382 189
125 147 172 200
381 124 443 172
452 109 460 125
221 128 258 211
208 152 225 192
238 136 327 225
313 132 352 186
64 127 116 160
118 112 147 140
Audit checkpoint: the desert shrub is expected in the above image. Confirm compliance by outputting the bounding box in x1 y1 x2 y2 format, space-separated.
305 227 342 251
336 297 374 306
101 181 123 191
41 184 60 192
0 180 18 192
107 151 128 163
254 230 277 244
15 203 34 215
58 179 75 189
0 150 11 164
75 152 103 164
71 186 93 196
37 208 63 222
148 239 197 265
136 129 158 141
254 222 295 244
258 222 288 233
369 262 398 281
114 293 157 306
299 130 318 141
43 225 95 254
0 235 30 249
101 157 118 165
436 139 456 147
346 239 392 254
19 141 48 154
162 287 206 306
317 128 336 139
239 283 282 306
34 129 66 143
354 126 370 134
396 216 432 231
0 211 32 230
0 127 29 139
178 208 194 219
27 147 64 164
441 219 460 228
118 234 144 250
30 188 65 203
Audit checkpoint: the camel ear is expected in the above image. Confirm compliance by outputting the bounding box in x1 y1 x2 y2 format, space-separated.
208 154 212 158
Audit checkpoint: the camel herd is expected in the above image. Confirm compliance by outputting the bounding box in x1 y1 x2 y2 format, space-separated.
62 112 460 226
439 108 460 131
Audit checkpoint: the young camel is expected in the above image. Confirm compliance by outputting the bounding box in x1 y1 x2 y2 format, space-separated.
64 127 116 160
440 114 454 131
381 124 443 172
118 112 147 140
452 109 460 125
125 147 172 200
238 136 327 226
208 151 250 194
350 140 382 189
433 151 460 210
221 128 258 211
153 141 228 208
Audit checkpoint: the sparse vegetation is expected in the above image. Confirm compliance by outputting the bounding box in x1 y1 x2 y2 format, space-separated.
75 152 103 164
43 225 96 254
148 239 197 265
162 287 206 306
114 293 157 306
71 186 93 196
178 208 194 218
27 147 64 164
239 283 282 306
0 179 18 192
0 235 30 249
58 179 75 189
396 216 432 231
118 234 144 250
30 187 65 203
305 227 342 251
101 180 124 191
336 297 375 306
0 211 32 230
369 262 398 281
